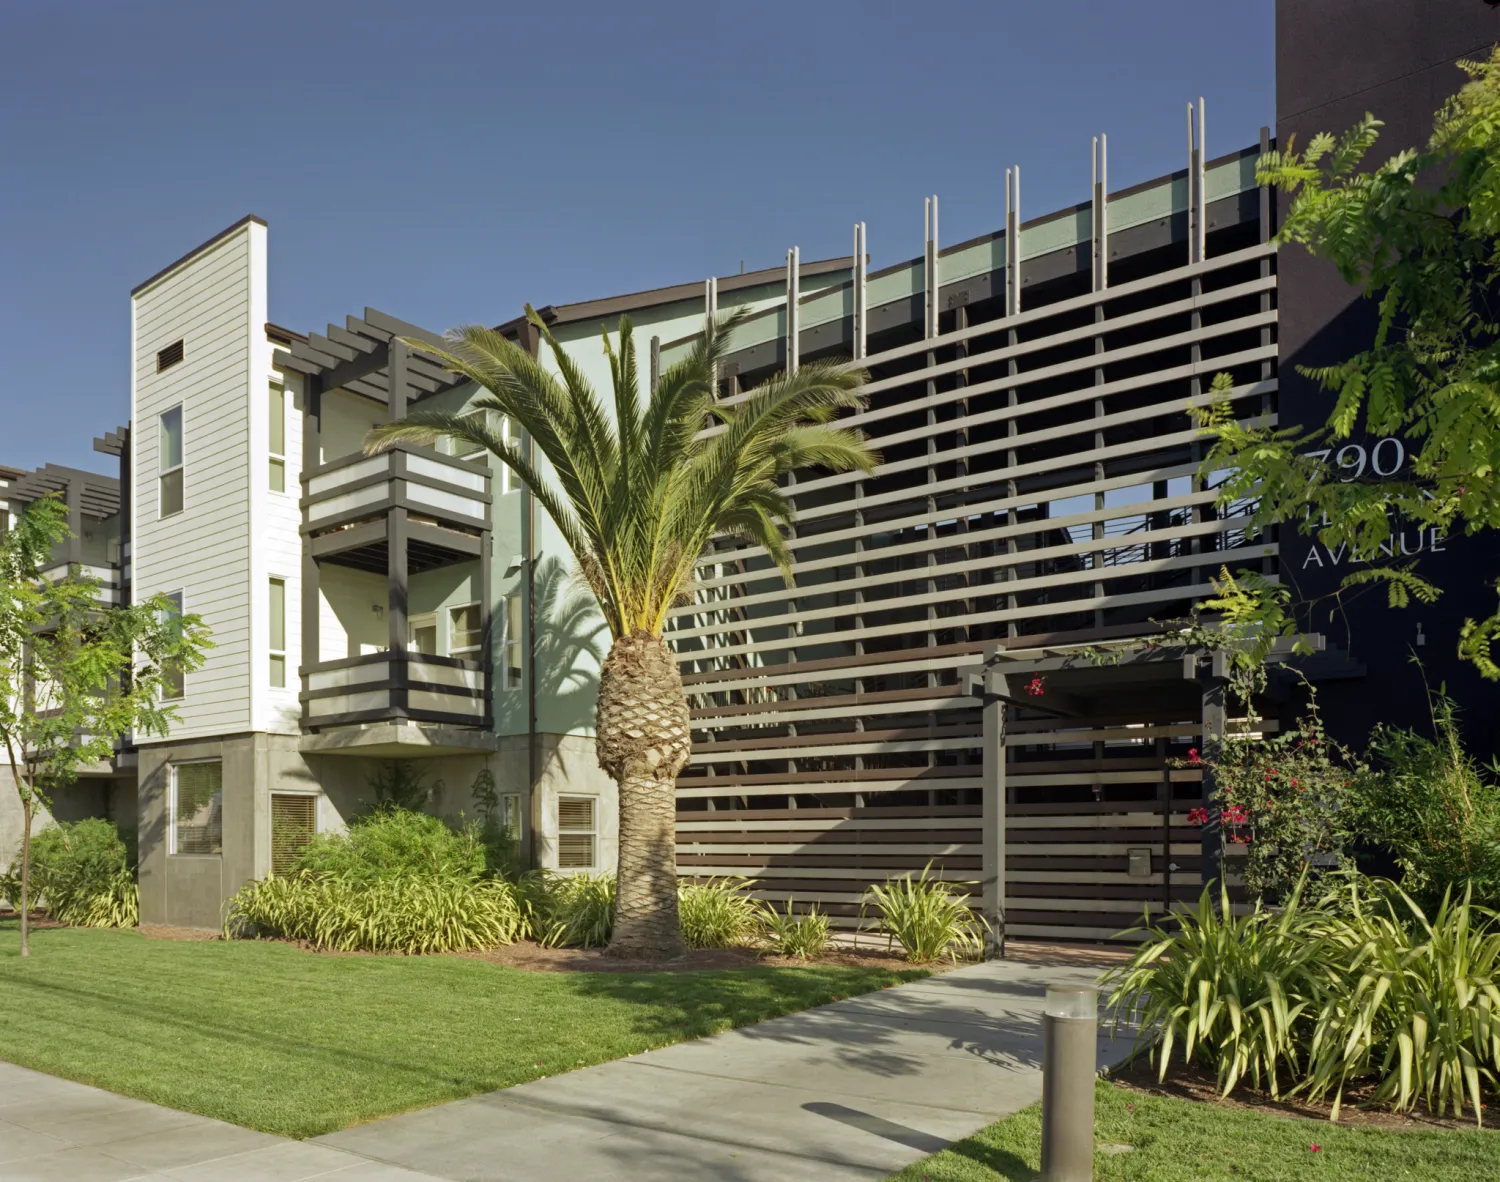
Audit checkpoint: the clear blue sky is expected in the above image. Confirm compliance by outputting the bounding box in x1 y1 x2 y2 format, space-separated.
0 1 1274 473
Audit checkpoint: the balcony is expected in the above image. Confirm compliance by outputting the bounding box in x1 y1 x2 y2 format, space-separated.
302 444 490 572
301 651 487 729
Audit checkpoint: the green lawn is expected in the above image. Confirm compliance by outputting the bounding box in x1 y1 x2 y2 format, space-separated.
890 1079 1500 1181
0 920 921 1138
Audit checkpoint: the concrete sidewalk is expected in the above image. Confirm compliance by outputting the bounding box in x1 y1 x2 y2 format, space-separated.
317 956 1122 1181
2 954 1122 1181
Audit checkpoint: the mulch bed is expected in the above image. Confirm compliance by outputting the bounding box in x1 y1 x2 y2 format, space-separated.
1109 1050 1500 1131
461 940 939 974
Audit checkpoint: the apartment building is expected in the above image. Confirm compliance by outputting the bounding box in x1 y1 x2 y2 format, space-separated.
6 0 1495 936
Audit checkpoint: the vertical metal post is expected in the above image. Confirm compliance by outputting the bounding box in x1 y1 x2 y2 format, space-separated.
387 341 409 714
1200 654 1227 895
852 222 867 360
785 247 800 375
924 195 940 339
300 374 322 704
65 477 83 566
980 657 1008 957
704 276 718 325
1006 168 1021 317
1197 97 1208 262
387 338 408 423
1092 134 1109 291
649 335 660 395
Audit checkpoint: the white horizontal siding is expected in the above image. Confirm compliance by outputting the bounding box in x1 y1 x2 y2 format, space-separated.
131 222 259 741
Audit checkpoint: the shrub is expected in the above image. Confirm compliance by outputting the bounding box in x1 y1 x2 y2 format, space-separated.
224 870 524 953
533 871 615 948
3 818 138 928
470 768 521 878
1304 877 1500 1121
862 863 987 962
1351 694 1500 910
1194 696 1363 902
291 808 484 885
759 899 829 959
1106 880 1327 1099
678 877 759 949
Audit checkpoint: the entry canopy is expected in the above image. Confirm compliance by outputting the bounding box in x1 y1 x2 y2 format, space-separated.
960 630 1363 721
272 307 466 406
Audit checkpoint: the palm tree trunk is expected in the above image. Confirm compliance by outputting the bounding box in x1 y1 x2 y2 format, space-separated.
595 631 689 959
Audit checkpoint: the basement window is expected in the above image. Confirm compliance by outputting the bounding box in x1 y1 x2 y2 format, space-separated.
270 792 316 875
556 795 597 870
156 339 184 372
171 760 222 856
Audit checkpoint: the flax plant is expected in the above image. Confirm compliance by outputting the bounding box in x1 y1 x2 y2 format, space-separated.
759 899 830 959
677 877 760 949
861 863 987 963
1105 879 1327 1100
1303 878 1500 1123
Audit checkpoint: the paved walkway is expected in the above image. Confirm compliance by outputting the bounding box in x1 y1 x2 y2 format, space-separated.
3 956 1123 1181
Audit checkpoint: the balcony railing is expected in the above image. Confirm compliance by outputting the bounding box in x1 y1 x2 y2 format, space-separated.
301 651 487 730
302 444 490 537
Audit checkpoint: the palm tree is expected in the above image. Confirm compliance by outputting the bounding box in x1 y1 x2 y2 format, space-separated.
366 307 875 958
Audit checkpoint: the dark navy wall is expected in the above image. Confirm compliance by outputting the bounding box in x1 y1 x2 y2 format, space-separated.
1275 0 1500 754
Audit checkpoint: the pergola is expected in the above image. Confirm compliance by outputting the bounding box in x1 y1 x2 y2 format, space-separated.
6 463 122 568
960 632 1361 953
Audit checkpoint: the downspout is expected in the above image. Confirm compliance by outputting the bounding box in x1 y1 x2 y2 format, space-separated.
523 320 540 870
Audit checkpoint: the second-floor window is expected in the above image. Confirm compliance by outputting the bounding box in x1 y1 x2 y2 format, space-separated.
160 590 185 701
449 602 481 656
268 577 286 688
159 406 184 518
502 594 523 690
268 383 286 492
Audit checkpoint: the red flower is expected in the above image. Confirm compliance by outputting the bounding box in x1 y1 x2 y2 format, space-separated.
1223 804 1249 825
1187 747 1201 764
1187 807 1209 826
1310 1144 1321 1153
1025 676 1047 696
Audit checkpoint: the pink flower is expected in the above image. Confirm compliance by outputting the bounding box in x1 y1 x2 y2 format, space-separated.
1310 1144 1321 1153
1188 748 1201 765
1188 807 1209 826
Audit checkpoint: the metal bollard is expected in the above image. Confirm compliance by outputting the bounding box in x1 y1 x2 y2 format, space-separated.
1040 985 1097 1182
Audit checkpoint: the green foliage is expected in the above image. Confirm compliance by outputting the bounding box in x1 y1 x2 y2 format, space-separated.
365 307 877 640
364 761 438 813
1350 693 1500 910
1194 695 1364 901
1305 878 1500 1121
223 870 524 954
1107 880 1325 1100
2 818 137 928
1108 876 1500 1124
290 808 485 885
758 899 830 959
469 768 520 877
1192 51 1500 673
862 863 987 963
677 876 760 949
529 871 616 948
0 495 211 953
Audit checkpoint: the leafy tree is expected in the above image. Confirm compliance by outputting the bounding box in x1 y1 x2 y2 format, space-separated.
367 307 874 958
1197 49 1500 674
0 495 210 955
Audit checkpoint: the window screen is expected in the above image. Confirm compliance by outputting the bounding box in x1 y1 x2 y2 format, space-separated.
172 761 222 855
503 595 523 690
557 795 596 869
268 383 286 492
270 793 316 875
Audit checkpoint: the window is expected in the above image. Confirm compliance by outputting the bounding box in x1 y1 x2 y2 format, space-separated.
268 577 286 688
454 409 488 464
449 602 481 655
160 591 184 700
159 406 184 517
556 795 596 869
171 761 222 855
270 793 316 875
500 417 524 494
409 612 437 655
268 383 286 492
501 793 522 839
156 338 184 372
502 594 523 690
